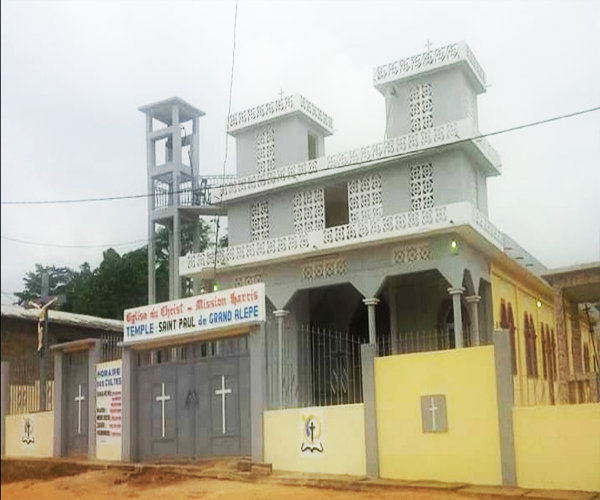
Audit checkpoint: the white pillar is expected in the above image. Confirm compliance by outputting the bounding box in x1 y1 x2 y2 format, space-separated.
448 287 465 349
274 310 289 408
363 298 380 345
466 295 481 346
388 284 399 352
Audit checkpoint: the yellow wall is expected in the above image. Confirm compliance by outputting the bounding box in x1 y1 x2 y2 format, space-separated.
5 411 54 458
514 404 600 492
375 346 502 486
264 404 366 476
491 264 558 406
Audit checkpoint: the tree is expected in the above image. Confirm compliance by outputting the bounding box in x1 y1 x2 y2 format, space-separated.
17 217 222 319
15 264 75 305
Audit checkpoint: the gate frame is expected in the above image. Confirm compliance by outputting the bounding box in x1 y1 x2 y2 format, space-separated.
51 339 101 460
120 323 267 463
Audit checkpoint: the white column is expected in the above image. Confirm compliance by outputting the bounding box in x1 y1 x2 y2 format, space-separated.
466 295 481 346
274 310 289 408
388 284 399 352
167 223 175 300
448 287 465 349
171 104 182 300
146 114 156 305
363 298 380 345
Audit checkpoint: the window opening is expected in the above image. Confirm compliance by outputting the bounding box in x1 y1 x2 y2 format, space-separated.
256 129 275 175
324 182 349 228
409 83 433 132
348 174 382 223
308 134 318 160
410 163 434 211
294 188 325 233
250 201 270 241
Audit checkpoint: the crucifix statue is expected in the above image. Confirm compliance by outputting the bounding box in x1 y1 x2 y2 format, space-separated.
29 297 57 352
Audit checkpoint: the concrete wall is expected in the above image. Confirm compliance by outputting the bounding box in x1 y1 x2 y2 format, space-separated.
264 404 367 476
235 116 325 178
385 67 479 138
375 346 503 486
513 404 600 492
382 150 484 212
228 149 488 247
222 233 490 313
5 411 54 458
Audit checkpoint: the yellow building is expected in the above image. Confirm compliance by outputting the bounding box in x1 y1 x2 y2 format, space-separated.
490 260 599 406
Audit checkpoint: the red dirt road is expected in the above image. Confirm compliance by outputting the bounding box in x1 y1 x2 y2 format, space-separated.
1 468 492 500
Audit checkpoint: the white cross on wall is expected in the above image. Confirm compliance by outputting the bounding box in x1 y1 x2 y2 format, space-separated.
215 375 232 435
425 39 432 52
278 88 284 100
156 383 171 439
75 384 85 435
428 397 438 431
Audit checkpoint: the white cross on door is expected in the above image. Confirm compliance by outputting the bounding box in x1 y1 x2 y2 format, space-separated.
156 383 171 438
215 375 232 435
75 384 85 435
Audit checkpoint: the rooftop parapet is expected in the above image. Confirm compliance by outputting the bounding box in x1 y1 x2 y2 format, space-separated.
373 41 486 95
227 94 334 136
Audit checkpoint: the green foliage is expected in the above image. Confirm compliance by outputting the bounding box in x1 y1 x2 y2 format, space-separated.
17 218 221 320
14 264 75 304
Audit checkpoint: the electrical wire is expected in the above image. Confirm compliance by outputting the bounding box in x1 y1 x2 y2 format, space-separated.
0 235 149 249
1 105 598 207
1 223 217 251
212 0 239 278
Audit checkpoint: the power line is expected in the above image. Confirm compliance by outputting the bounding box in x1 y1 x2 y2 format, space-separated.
1 105 598 207
213 0 239 275
1 222 219 250
1 105 598 250
0 235 149 249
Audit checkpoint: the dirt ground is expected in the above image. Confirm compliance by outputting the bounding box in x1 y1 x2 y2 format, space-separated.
1 467 491 500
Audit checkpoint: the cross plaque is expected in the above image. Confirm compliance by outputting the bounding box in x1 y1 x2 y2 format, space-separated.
421 394 448 433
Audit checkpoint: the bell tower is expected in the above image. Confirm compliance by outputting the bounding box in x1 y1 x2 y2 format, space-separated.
139 97 221 303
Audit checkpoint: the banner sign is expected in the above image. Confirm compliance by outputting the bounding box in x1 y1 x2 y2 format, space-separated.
123 283 265 344
96 360 122 461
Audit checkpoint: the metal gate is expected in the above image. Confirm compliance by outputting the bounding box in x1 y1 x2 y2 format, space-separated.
65 351 89 456
135 336 250 460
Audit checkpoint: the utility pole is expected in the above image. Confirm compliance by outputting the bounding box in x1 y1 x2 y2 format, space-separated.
40 272 49 412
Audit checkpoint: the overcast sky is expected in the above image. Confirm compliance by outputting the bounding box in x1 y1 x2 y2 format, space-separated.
1 0 599 302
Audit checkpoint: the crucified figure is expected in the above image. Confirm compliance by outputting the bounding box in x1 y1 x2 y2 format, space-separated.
29 297 57 351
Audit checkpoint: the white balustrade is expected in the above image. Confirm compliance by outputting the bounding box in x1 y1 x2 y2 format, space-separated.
220 119 491 201
373 41 486 89
180 202 505 276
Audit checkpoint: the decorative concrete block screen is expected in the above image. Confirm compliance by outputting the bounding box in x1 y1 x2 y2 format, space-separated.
375 346 502 486
513 404 600 492
263 403 367 476
5 411 54 458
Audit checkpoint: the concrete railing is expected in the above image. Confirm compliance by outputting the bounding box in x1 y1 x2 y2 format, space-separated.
180 201 505 277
